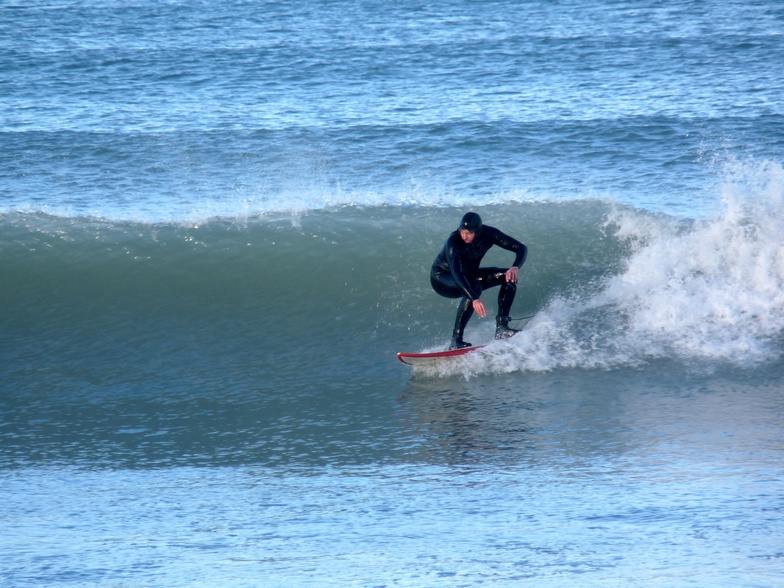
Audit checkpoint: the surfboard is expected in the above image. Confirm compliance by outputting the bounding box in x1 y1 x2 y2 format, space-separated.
398 317 532 367
397 345 485 367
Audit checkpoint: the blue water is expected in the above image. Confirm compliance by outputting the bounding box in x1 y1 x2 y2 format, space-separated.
2 1 784 586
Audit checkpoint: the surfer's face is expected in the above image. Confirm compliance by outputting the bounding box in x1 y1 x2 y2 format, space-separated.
459 229 475 244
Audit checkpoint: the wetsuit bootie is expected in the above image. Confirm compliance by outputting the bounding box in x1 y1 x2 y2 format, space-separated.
449 337 473 350
495 316 519 340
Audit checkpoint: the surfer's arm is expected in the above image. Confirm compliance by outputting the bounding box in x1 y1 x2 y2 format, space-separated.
498 234 527 267
446 236 481 301
490 227 527 279
513 242 528 268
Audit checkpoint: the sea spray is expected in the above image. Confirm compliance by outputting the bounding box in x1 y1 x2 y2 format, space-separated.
433 161 784 377
605 160 784 364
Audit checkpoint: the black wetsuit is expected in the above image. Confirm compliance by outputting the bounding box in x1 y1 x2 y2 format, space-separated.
431 225 527 345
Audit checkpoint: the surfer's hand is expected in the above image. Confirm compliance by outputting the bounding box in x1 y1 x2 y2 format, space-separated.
506 266 519 283
473 299 487 318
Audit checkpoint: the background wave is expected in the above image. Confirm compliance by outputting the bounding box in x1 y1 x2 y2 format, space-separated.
3 117 781 223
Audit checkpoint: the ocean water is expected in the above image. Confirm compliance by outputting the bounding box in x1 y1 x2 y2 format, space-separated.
2 0 784 586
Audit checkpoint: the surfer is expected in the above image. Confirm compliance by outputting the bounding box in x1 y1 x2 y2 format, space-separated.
431 212 528 350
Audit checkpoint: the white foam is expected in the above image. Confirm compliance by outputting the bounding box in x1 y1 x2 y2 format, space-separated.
444 160 784 377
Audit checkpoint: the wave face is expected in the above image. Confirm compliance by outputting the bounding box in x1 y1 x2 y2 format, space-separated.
4 161 784 388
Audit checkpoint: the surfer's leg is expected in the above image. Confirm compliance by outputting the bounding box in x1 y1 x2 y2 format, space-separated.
475 267 517 314
433 269 481 349
495 280 519 339
451 296 475 350
497 279 517 316
475 268 507 291
477 268 520 339
430 269 463 298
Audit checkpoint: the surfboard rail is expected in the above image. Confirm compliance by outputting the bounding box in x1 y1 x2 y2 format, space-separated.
397 345 485 366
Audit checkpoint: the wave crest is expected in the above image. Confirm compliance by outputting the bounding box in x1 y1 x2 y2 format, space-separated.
436 161 784 376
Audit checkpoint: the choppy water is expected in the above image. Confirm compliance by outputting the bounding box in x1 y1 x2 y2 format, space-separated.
2 0 784 586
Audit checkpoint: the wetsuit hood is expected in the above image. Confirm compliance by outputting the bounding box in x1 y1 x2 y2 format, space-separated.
457 212 483 235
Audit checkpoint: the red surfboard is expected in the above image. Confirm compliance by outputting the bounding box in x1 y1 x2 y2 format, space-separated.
397 345 485 367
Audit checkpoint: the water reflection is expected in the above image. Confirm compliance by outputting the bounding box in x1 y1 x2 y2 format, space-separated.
396 362 784 472
398 369 629 468
4 357 783 473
